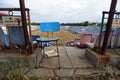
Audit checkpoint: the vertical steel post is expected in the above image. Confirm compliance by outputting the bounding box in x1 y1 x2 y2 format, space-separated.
101 0 118 54
97 12 105 53
19 0 30 47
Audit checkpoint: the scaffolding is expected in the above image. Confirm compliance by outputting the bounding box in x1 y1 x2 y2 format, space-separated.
0 8 33 54
97 11 120 53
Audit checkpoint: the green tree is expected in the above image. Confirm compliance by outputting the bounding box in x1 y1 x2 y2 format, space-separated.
83 21 89 26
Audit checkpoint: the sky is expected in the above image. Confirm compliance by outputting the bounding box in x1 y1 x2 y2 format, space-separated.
0 0 120 23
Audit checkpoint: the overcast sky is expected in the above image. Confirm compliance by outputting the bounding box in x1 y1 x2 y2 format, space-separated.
0 0 120 23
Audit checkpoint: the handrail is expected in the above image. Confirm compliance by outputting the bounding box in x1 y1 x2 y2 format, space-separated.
0 8 29 11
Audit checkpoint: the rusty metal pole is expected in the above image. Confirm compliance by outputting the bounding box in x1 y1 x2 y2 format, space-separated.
101 0 118 55
19 0 30 47
27 10 34 52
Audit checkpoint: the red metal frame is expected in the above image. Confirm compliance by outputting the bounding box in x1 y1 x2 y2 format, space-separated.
0 7 33 53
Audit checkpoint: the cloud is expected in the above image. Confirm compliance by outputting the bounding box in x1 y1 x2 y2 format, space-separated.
0 0 19 7
0 0 120 23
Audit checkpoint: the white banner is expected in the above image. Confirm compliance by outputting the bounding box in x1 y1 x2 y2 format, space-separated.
2 16 22 26
112 19 120 28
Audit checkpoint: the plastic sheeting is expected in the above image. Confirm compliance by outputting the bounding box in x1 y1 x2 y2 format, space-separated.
39 22 60 32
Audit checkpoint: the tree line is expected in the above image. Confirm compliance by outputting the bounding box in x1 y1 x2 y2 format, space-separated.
61 21 102 26
31 21 102 26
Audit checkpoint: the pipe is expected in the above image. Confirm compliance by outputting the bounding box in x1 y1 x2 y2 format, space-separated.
101 0 118 54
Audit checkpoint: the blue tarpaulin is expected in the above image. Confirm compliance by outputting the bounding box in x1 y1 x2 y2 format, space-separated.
39 22 60 32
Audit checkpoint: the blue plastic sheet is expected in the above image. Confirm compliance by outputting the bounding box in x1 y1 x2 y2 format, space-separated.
0 27 9 47
39 22 60 32
8 26 25 45
113 28 120 47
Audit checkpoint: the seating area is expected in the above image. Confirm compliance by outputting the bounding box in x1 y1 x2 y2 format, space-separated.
36 22 60 68
65 29 118 50
0 0 120 79
73 34 92 47
86 30 114 49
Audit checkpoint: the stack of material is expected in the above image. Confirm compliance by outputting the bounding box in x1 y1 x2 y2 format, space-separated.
44 50 58 57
